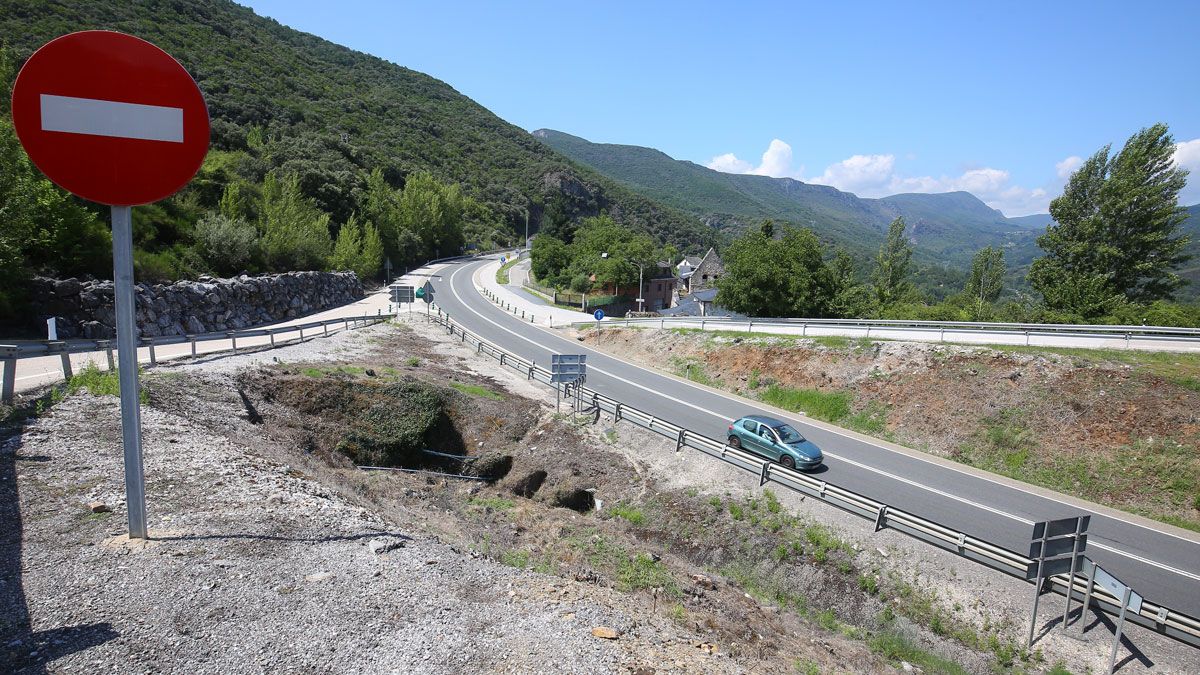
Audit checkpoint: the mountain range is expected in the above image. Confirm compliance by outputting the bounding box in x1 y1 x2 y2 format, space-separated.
532 129 1047 268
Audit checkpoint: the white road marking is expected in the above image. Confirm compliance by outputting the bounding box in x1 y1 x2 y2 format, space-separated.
447 260 1200 582
40 94 184 142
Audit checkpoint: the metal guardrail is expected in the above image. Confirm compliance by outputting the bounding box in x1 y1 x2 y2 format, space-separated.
568 312 1200 338
425 305 1200 650
0 313 392 402
566 315 1200 346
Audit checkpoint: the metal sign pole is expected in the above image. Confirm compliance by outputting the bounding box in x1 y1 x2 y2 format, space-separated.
1080 560 1096 634
1108 587 1132 675
112 205 147 539
1062 518 1084 629
1027 558 1044 648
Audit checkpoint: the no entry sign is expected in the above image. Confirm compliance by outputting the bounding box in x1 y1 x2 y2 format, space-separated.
11 30 210 206
10 31 211 541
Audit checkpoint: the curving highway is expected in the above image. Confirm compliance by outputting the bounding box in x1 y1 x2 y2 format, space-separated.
428 256 1200 618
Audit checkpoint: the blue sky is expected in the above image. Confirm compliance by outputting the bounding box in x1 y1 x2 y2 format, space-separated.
241 0 1200 215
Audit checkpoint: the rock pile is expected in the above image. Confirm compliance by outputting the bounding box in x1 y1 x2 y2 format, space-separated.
31 271 364 339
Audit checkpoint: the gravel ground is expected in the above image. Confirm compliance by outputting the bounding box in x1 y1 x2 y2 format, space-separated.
0 326 737 674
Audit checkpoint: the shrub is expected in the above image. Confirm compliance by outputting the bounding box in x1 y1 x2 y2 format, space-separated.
193 211 258 275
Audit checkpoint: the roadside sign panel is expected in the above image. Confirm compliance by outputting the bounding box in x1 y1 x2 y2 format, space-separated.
551 354 587 383
1080 557 1143 613
390 285 415 303
11 31 210 206
420 281 435 304
1031 515 1091 540
1029 534 1088 560
593 309 605 321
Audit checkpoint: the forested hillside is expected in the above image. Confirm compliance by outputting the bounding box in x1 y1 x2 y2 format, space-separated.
0 0 716 329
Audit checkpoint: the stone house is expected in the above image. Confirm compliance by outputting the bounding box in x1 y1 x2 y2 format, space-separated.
684 248 724 293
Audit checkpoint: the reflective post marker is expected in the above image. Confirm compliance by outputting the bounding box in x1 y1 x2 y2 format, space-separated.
112 205 148 539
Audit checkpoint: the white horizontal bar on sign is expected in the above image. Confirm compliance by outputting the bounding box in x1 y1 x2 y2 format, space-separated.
40 94 184 143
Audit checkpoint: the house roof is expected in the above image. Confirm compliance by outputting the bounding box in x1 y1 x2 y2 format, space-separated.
681 256 703 267
693 288 718 302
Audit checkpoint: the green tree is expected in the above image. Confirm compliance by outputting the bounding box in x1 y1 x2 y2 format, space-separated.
827 248 874 318
329 215 384 280
397 172 466 260
259 172 333 271
716 226 832 317
964 246 1006 313
193 212 258 275
530 235 571 286
872 217 914 307
1029 123 1190 315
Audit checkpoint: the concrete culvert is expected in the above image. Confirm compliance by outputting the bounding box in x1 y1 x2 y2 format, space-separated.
510 470 547 498
551 487 595 513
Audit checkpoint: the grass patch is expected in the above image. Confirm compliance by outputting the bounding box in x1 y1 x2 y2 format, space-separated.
500 549 529 568
760 385 852 423
811 335 851 349
469 496 515 511
404 357 421 367
495 255 521 284
608 501 646 525
868 631 968 675
50 362 148 405
670 356 720 388
843 401 889 435
449 381 504 401
617 554 677 594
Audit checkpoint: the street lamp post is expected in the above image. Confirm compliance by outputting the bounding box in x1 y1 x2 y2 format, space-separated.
524 208 530 251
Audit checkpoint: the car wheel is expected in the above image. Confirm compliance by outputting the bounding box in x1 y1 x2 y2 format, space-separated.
728 436 741 449
779 455 796 470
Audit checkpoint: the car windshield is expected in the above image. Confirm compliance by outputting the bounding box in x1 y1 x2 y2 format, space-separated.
774 424 804 444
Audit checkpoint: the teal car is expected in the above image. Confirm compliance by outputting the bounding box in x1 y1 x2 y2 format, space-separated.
727 415 823 470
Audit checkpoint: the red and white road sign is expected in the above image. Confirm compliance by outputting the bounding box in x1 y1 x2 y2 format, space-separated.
11 31 210 206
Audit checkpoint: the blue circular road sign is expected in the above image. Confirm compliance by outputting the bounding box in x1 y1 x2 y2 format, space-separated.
593 309 605 321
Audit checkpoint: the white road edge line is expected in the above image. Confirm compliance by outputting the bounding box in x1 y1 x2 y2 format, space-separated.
448 259 1200 582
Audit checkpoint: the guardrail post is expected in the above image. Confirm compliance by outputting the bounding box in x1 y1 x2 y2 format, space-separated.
874 505 889 532
747 321 752 334
106 342 116 369
676 429 685 453
344 319 349 331
1025 330 1030 346
268 332 275 347
1 358 15 404
147 341 157 366
56 343 73 380
1125 332 1131 349
802 323 807 336
324 323 329 336
940 327 945 342
299 327 304 341
230 333 238 354
865 326 871 338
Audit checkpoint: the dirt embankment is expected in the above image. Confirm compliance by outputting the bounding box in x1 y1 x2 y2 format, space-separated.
580 328 1200 530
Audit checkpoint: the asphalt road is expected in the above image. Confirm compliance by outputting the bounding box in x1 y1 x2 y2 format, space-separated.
430 257 1200 618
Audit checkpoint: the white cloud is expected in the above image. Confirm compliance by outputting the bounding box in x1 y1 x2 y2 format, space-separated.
706 139 803 178
1174 138 1200 205
706 152 753 174
807 154 896 194
809 156 1049 216
1056 155 1083 179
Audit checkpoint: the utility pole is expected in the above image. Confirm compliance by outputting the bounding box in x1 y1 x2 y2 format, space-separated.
524 208 530 251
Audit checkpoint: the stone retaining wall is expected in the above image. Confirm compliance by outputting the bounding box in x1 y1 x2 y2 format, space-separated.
31 272 364 339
